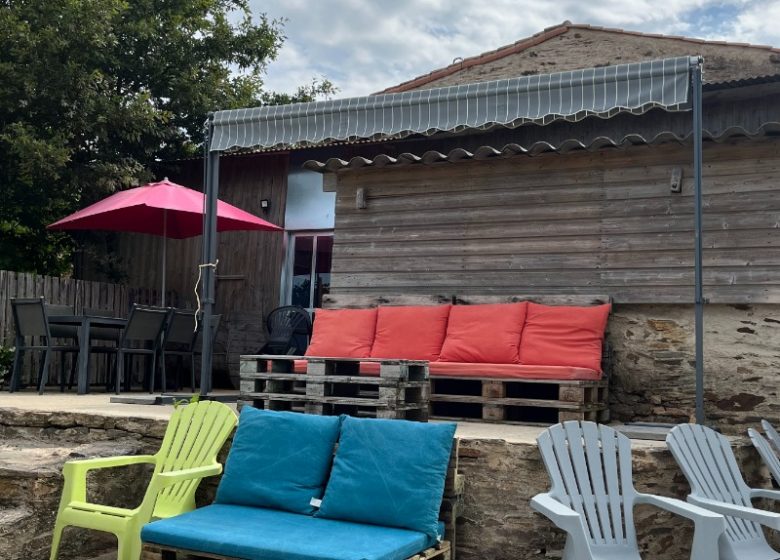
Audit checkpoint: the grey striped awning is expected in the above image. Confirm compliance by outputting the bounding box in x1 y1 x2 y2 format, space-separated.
210 56 696 152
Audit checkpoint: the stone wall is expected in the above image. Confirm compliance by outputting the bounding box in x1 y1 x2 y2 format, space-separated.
0 410 165 560
609 303 780 433
1 407 775 560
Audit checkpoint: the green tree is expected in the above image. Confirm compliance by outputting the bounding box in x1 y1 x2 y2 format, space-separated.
0 0 334 275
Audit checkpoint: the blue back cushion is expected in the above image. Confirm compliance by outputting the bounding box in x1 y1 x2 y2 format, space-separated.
216 407 341 515
317 416 456 539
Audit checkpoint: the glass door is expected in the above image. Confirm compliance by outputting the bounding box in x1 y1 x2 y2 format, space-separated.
287 233 333 312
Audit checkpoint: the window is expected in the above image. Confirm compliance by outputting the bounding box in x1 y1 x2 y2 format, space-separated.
287 233 333 311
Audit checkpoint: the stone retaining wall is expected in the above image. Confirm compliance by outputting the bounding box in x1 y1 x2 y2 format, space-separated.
610 304 780 433
0 407 774 560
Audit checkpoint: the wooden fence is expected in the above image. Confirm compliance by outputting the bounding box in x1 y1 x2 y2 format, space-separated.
0 270 179 388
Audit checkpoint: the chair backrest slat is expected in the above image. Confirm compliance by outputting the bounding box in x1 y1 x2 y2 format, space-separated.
761 420 780 456
152 401 237 517
165 310 198 347
598 424 626 543
563 421 606 544
667 424 763 543
12 298 49 338
538 421 635 549
123 305 169 343
749 428 780 484
616 430 637 544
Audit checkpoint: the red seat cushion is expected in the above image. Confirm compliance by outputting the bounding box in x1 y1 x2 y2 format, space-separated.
287 360 599 380
518 302 611 372
305 308 377 358
370 305 452 361
439 302 527 364
429 361 600 380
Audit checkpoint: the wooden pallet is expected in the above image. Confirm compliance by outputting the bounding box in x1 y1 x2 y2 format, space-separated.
429 376 609 425
239 355 430 421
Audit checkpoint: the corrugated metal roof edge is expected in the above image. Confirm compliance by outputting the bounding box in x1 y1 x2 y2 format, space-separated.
164 74 780 163
302 122 780 172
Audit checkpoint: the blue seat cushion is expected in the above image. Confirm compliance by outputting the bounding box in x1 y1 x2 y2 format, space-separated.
317 417 456 539
141 504 440 560
215 407 341 515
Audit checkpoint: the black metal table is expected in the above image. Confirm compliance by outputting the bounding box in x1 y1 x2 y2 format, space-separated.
48 314 127 394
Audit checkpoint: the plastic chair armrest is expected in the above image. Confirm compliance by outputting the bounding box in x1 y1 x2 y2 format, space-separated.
153 464 223 489
690 496 780 530
63 455 157 475
637 493 724 523
637 494 724 560
61 455 157 503
750 488 780 502
530 493 589 537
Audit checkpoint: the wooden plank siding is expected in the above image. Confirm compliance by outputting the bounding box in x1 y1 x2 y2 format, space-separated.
329 138 780 304
115 153 289 382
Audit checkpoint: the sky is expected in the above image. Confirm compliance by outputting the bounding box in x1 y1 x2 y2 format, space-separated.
248 0 780 99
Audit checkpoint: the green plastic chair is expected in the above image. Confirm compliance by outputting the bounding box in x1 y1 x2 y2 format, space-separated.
49 400 237 560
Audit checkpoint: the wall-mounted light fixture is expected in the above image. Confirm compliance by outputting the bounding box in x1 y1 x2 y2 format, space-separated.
356 188 367 210
670 167 683 193
260 198 270 211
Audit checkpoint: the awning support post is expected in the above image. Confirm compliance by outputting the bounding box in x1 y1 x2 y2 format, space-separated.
692 57 705 424
200 115 220 396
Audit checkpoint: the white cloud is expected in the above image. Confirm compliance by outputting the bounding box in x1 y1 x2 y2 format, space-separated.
247 0 780 99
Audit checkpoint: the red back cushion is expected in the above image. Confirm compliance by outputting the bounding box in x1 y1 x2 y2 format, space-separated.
439 303 527 364
370 305 452 361
305 308 377 358
519 303 611 372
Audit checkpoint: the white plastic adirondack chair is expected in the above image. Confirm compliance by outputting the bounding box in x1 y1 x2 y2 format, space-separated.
759 419 780 457
748 421 780 486
531 421 724 560
667 423 780 560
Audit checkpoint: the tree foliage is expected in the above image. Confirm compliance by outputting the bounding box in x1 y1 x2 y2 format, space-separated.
0 0 334 275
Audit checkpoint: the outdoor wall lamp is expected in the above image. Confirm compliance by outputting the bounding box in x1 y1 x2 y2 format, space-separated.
670 167 683 193
260 198 270 210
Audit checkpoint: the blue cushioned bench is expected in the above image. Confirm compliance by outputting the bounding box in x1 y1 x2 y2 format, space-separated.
141 408 462 560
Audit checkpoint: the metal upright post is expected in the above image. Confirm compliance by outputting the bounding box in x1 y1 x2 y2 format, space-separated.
691 57 705 424
200 115 220 396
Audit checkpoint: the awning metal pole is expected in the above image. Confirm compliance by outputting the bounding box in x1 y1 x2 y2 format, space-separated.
692 57 705 424
200 116 220 396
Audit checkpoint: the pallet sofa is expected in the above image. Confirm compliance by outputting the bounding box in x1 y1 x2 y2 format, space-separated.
256 294 612 424
141 407 462 560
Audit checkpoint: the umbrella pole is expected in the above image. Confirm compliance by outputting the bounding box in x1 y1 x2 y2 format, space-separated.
200 116 220 396
161 210 167 307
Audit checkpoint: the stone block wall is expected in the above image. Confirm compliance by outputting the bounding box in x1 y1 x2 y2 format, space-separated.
609 303 780 433
1 407 776 560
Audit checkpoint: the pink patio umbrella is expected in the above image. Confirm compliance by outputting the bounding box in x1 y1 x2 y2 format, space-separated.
49 178 282 305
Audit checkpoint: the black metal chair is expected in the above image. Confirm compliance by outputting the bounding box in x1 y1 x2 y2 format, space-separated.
262 306 312 355
110 305 170 394
160 309 198 393
9 298 78 394
43 302 80 391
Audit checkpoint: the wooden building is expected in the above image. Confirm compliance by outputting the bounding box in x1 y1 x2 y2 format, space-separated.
108 23 780 426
